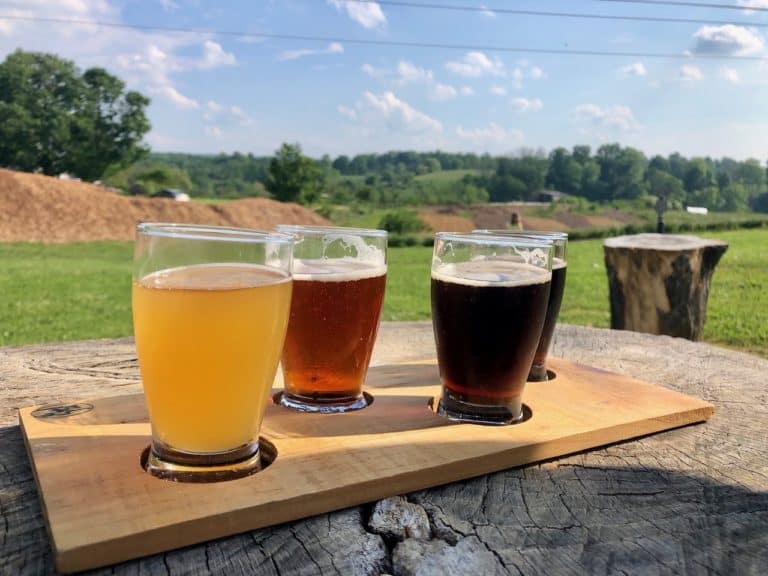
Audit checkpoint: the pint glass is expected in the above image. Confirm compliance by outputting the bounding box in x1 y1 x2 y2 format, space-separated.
475 231 567 381
132 224 293 481
431 233 553 424
277 225 387 413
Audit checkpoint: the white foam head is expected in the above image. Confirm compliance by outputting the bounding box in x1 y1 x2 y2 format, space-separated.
553 257 567 270
432 259 551 287
293 258 387 281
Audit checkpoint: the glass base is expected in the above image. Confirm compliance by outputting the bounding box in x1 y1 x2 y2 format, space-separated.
528 362 549 382
145 440 262 483
438 390 523 426
278 391 369 413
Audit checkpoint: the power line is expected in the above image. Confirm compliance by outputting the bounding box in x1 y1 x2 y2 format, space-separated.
345 0 768 27
0 14 766 61
596 0 768 12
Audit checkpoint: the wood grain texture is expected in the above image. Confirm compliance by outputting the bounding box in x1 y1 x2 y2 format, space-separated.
603 233 728 340
2 322 767 575
19 359 712 573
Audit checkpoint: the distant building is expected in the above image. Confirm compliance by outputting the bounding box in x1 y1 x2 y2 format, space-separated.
536 190 568 203
686 206 708 215
152 188 190 202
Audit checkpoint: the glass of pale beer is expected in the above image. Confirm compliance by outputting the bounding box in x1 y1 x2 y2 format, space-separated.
276 225 387 413
474 230 568 381
432 233 553 424
132 223 293 482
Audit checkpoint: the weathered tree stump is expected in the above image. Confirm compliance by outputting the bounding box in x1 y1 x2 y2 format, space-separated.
603 233 728 340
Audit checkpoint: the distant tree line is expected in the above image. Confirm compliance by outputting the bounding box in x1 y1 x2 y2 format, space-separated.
145 143 767 213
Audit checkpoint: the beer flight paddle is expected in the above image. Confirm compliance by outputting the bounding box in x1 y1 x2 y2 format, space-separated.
19 224 715 572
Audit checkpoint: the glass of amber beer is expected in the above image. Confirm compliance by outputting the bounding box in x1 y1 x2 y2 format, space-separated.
276 225 387 413
474 231 568 381
431 233 553 424
132 223 293 482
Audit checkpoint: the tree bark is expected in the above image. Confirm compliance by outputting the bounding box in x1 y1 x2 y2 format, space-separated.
603 233 728 340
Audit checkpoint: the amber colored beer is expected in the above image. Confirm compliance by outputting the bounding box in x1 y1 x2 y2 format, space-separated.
281 259 386 404
133 263 292 454
532 258 567 370
432 260 551 419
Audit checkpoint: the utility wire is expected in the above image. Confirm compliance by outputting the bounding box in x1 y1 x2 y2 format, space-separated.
1 14 766 61
344 0 768 27
596 0 768 12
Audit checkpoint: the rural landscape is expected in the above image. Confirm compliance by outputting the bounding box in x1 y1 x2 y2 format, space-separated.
3 1 768 574
1 48 767 358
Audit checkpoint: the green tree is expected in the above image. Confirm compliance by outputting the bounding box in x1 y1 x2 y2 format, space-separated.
647 169 684 206
546 147 582 194
265 143 320 203
684 158 715 193
0 50 150 180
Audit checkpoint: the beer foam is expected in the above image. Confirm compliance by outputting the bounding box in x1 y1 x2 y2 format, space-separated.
139 263 290 290
432 260 551 287
553 257 567 270
292 258 387 282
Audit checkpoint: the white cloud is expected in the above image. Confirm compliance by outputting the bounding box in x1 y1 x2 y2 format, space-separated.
574 104 640 131
431 83 458 101
445 51 504 77
198 40 237 69
278 42 344 61
511 97 543 113
156 86 198 109
510 68 524 88
206 100 224 112
739 0 768 12
204 100 252 125
204 125 222 138
456 123 523 148
490 85 507 96
328 0 386 28
618 62 647 77
337 105 357 120
720 67 740 83
159 0 179 11
460 86 475 95
480 4 497 18
680 65 704 81
362 91 442 132
529 66 545 79
397 60 433 84
362 63 387 78
693 25 764 56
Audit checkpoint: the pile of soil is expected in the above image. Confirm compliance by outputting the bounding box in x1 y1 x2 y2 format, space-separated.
0 169 330 243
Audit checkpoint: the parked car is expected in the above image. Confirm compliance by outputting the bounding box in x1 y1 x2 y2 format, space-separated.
152 188 190 202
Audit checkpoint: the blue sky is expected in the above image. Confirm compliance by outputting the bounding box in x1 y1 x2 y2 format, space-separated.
1 0 768 159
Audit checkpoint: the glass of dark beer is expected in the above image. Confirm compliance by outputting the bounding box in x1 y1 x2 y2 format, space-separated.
475 230 568 381
431 233 553 424
276 225 387 413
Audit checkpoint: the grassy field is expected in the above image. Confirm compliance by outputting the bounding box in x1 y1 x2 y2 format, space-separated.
1 229 765 357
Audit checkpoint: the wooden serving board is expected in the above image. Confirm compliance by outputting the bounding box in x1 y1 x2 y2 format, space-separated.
20 358 714 574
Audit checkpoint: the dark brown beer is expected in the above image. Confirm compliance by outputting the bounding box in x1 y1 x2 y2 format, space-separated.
431 260 551 421
281 260 386 404
531 258 567 377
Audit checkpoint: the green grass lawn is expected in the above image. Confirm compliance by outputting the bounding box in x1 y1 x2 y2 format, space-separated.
1 229 766 358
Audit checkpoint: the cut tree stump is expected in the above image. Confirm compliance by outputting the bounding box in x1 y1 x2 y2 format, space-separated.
603 233 728 340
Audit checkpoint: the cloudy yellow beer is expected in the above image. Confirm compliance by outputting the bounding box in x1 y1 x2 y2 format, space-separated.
133 263 292 454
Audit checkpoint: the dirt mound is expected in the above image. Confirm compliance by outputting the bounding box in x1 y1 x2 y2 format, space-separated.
0 169 330 243
418 209 475 233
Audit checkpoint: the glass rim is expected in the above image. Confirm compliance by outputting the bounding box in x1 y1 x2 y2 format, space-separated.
475 229 568 240
276 224 388 238
435 232 554 250
136 222 294 244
